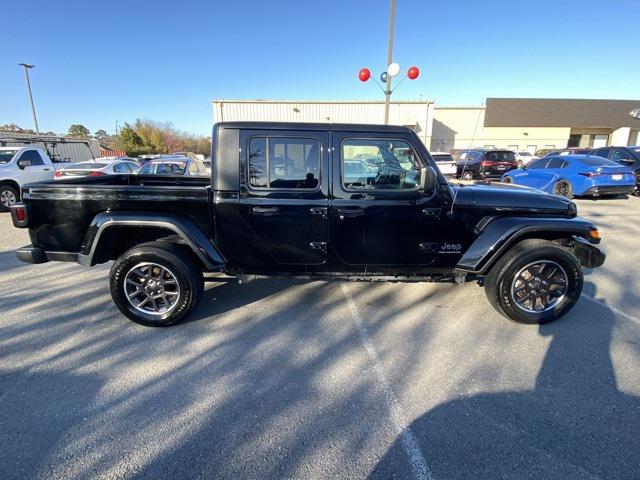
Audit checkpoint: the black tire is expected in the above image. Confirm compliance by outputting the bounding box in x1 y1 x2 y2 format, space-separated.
553 180 573 199
109 242 203 326
462 171 474 181
0 185 19 212
502 176 513 184
484 239 583 324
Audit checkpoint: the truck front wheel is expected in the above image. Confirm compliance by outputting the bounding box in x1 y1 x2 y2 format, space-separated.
110 243 203 326
484 239 583 324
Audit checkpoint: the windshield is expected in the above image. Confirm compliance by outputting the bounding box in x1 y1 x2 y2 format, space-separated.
65 162 108 170
0 150 18 164
485 151 516 161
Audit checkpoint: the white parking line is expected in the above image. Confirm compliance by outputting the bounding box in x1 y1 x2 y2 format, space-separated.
581 294 640 325
341 283 433 480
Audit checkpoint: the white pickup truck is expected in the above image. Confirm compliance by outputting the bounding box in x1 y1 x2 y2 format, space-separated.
0 146 56 211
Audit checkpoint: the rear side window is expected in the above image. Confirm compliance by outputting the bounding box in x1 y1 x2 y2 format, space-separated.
139 163 154 175
113 162 131 173
248 137 319 189
546 158 564 169
18 150 45 166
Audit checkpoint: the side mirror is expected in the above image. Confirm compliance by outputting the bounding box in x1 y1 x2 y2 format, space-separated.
17 159 30 170
420 166 438 193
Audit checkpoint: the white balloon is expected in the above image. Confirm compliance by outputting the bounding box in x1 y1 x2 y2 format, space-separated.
387 62 401 77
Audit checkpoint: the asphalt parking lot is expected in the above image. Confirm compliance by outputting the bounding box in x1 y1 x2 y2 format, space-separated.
1 197 639 480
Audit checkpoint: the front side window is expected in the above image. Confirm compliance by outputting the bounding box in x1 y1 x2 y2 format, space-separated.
527 159 548 170
248 137 319 189
18 150 44 166
342 139 421 190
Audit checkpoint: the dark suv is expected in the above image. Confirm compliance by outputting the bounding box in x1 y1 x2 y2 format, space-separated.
456 149 518 180
590 146 640 195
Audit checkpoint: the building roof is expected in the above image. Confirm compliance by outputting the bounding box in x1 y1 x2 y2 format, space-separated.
485 98 640 128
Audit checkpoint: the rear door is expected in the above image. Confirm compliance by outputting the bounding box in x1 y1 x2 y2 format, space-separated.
238 129 329 266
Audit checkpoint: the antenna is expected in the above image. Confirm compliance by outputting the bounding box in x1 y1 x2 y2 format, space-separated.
449 103 484 215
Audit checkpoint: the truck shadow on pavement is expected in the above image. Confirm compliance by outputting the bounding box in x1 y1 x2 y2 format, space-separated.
369 282 640 480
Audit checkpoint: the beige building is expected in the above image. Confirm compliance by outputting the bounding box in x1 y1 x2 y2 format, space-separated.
213 98 640 153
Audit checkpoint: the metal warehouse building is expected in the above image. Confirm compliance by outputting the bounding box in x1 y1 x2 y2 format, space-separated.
213 98 640 153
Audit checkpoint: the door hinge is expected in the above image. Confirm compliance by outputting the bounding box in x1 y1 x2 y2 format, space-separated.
309 241 327 252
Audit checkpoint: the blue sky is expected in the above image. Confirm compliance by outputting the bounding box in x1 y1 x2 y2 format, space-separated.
2 0 638 136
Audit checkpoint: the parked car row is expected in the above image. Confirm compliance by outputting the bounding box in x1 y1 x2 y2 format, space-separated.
449 145 640 199
0 148 210 211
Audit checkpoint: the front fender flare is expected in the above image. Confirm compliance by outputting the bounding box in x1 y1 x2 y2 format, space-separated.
456 216 597 274
77 211 225 270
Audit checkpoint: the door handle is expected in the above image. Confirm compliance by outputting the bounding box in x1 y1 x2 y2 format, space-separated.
43 168 51 171
422 208 440 218
309 207 327 218
252 206 279 215
336 207 365 220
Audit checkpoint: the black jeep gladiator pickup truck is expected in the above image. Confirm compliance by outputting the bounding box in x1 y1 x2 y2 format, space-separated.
11 122 605 326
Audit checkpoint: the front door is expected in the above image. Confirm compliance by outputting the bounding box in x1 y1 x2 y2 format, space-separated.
330 133 446 270
238 130 329 267
17 149 53 182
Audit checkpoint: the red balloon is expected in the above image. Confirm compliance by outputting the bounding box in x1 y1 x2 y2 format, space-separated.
407 66 420 80
358 68 371 82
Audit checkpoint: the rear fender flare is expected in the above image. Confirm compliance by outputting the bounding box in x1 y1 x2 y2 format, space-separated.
456 216 597 274
78 212 225 270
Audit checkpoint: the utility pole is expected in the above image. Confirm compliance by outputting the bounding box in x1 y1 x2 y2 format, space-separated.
384 0 396 125
116 120 119 135
18 63 40 134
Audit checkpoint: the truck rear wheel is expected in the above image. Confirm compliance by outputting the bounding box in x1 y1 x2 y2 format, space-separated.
0 185 19 212
109 243 203 326
484 239 583 324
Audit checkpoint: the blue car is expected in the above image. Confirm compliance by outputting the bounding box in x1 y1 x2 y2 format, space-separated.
501 155 636 198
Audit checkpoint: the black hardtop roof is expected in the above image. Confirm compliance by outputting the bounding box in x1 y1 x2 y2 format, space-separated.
214 121 413 134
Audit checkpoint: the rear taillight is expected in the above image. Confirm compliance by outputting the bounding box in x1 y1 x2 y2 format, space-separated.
88 171 107 177
480 161 496 167
10 204 29 228
15 207 26 222
54 170 64 177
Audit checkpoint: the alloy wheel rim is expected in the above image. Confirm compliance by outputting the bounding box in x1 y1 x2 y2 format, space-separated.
554 182 570 197
511 260 568 313
123 262 181 316
1 190 17 207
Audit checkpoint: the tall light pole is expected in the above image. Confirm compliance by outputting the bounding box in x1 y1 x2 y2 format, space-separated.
18 63 40 134
384 0 396 125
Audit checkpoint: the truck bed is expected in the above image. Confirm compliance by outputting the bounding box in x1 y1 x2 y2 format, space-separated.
22 175 212 253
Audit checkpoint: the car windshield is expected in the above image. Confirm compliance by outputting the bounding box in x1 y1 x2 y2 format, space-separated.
65 162 108 170
519 152 532 156
0 150 18 164
577 157 621 167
